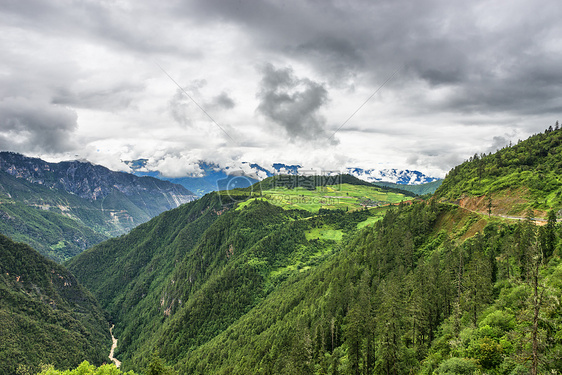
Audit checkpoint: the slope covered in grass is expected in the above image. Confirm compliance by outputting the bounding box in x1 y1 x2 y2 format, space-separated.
435 125 562 216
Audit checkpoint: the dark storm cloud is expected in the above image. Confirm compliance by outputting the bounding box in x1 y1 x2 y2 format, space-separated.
441 57 562 116
256 63 334 143
5 0 561 123
2 0 561 176
0 97 77 153
181 0 562 120
52 82 145 111
211 92 235 110
180 0 369 80
0 0 198 57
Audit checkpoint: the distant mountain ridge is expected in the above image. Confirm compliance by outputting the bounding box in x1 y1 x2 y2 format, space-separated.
346 167 440 185
372 179 444 196
0 152 196 204
0 152 198 262
125 159 440 196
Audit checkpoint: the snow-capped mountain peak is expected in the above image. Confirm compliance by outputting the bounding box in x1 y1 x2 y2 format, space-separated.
346 168 439 185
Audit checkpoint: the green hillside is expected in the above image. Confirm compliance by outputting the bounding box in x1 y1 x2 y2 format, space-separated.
234 174 413 213
67 191 383 372
19 128 562 374
0 200 108 263
435 126 562 216
0 234 111 374
68 191 562 374
0 171 112 262
177 204 561 374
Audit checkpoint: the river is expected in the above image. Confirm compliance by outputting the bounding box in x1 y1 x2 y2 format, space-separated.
109 325 121 368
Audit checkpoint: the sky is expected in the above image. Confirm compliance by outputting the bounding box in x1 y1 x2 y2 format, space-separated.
1 0 561 179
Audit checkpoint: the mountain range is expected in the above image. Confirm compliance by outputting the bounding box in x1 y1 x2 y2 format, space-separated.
3 125 562 375
346 167 440 185
125 159 440 197
0 152 197 262
0 152 437 263
63 125 561 374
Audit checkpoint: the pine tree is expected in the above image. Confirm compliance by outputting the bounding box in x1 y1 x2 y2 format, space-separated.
539 210 557 259
146 353 176 375
516 209 537 280
530 239 541 375
344 270 371 375
375 273 405 375
462 251 492 326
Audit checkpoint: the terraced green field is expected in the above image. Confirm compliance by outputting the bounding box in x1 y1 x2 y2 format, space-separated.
236 183 409 213
305 227 344 241
356 207 391 229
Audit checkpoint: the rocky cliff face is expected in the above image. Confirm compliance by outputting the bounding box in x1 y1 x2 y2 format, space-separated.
0 152 197 213
0 152 199 258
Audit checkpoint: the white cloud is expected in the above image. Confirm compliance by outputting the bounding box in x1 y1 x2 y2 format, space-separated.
1 0 561 179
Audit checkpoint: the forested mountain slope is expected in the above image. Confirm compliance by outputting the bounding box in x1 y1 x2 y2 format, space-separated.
67 190 377 372
0 234 111 374
0 171 109 262
65 129 562 374
176 202 561 374
434 124 562 217
69 195 562 374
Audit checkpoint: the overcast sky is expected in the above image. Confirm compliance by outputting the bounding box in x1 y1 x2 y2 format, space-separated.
1 0 561 178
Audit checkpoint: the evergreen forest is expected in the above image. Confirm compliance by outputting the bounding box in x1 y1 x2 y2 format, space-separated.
2 125 562 374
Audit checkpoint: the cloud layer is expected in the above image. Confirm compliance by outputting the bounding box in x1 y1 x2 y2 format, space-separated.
1 0 561 177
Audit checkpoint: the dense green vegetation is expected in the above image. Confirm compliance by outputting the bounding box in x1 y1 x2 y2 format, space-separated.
32 353 179 375
0 200 107 263
174 203 561 374
33 362 137 375
32 353 177 375
7 126 562 374
0 234 111 375
435 124 562 214
67 191 379 372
